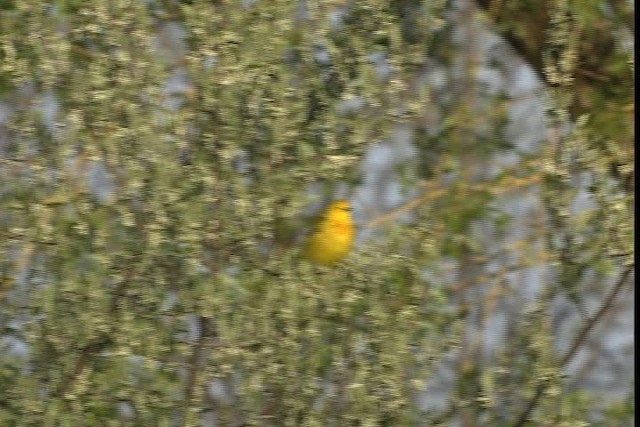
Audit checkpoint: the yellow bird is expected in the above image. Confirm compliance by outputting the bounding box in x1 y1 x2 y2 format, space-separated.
303 199 355 266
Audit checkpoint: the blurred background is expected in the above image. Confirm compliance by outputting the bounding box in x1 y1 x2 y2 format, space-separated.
0 0 634 425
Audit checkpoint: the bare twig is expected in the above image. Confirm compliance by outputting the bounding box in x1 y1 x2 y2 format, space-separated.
183 316 214 409
364 166 542 229
52 258 137 399
53 336 112 398
559 265 634 367
511 264 634 427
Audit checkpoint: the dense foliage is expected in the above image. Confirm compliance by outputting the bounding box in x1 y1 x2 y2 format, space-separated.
0 0 633 425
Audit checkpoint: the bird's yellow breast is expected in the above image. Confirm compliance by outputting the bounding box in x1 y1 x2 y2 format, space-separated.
303 200 355 266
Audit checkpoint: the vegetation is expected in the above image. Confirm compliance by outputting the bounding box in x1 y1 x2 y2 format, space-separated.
0 0 633 425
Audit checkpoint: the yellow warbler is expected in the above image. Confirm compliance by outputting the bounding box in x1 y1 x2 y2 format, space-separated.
303 199 355 266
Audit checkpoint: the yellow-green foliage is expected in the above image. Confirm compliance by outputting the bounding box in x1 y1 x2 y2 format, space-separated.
0 1 454 425
0 0 633 426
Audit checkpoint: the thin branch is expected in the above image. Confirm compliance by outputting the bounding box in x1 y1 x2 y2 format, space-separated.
364 166 542 229
52 260 136 399
53 336 112 398
511 264 634 427
183 316 212 409
559 265 634 367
